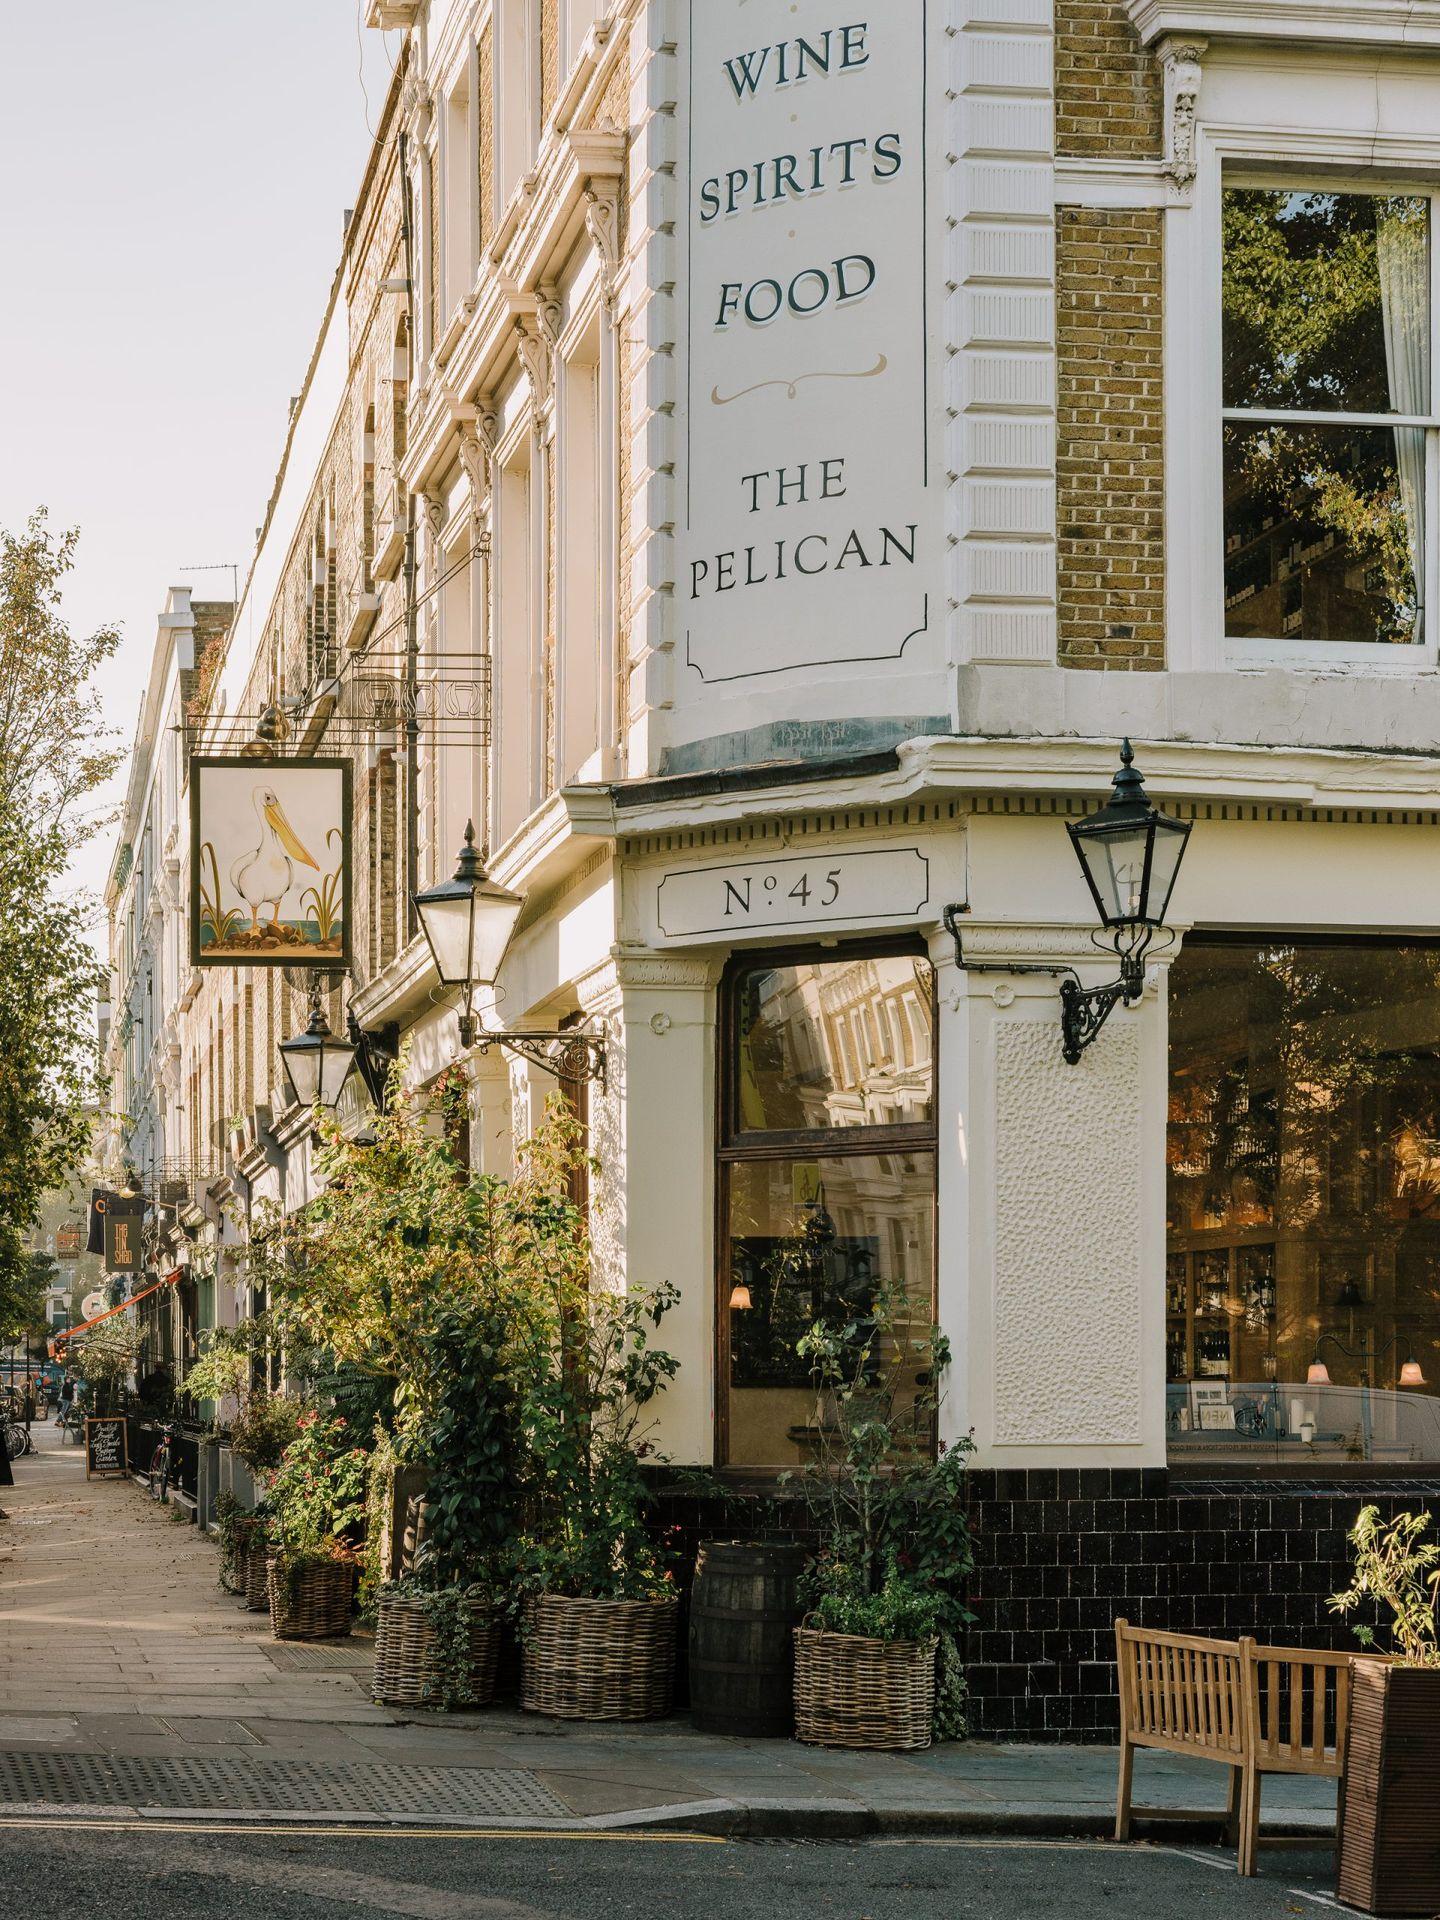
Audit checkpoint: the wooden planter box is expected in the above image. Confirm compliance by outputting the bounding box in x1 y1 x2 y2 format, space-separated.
1339 1659 1440 1915
793 1625 937 1752
372 1591 500 1708
266 1552 355 1641
522 1594 678 1722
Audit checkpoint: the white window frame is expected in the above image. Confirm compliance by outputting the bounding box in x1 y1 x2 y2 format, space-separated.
1167 119 1440 676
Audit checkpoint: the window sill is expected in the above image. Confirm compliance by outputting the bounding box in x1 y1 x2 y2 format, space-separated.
1127 0 1440 49
1224 642 1437 675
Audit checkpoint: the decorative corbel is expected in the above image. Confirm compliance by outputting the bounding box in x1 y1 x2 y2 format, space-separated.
583 186 622 316
458 419 490 537
1160 39 1206 194
514 316 553 409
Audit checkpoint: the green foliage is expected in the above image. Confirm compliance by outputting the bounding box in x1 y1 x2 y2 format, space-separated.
380 1579 493 1709
264 1092 681 1609
416 1300 523 1594
72 1316 137 1414
1331 1505 1440 1668
265 1409 368 1555
0 515 115 1330
784 1278 975 1738
184 1325 254 1429
229 1392 302 1474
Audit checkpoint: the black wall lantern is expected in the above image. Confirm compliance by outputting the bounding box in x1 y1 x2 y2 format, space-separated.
413 824 606 1085
945 741 1192 1065
278 984 357 1111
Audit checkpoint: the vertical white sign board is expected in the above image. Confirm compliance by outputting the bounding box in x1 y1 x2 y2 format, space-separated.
679 3 937 689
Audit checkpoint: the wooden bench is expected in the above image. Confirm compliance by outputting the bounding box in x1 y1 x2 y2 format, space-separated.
1114 1619 1355 1876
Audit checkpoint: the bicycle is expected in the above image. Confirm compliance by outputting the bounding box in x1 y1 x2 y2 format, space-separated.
147 1419 180 1501
57 1404 83 1445
3 1418 26 1461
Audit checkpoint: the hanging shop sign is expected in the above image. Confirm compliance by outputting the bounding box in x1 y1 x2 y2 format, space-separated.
90 1191 144 1274
103 1206 142 1275
679 3 938 686
79 1292 106 1321
84 1415 128 1481
655 844 930 943
190 756 352 968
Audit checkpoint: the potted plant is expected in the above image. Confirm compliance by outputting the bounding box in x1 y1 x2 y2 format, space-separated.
509 1118 683 1722
371 1300 519 1709
1331 1506 1440 1916
264 1410 367 1640
784 1277 973 1752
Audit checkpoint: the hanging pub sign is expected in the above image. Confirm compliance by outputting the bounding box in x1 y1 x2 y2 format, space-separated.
190 756 352 968
84 1415 128 1481
103 1203 143 1276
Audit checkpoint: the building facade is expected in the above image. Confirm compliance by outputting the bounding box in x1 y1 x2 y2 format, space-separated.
113 0 1440 1735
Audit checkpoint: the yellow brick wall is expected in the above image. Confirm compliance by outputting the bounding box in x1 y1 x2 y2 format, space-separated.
478 23 493 248
1056 206 1165 670
540 0 559 125
1055 0 1162 160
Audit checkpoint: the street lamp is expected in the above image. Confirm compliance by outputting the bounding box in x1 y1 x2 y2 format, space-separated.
943 741 1193 1065
278 985 357 1110
1059 741 1192 1063
412 822 525 1049
412 825 606 1084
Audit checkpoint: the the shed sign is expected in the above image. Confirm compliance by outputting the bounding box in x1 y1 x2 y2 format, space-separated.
680 4 936 685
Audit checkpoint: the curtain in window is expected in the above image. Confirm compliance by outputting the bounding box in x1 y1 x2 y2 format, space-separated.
1377 206 1429 612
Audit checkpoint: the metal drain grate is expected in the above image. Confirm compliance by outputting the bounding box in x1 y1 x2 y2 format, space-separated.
258 1643 374 1670
0 1751 570 1821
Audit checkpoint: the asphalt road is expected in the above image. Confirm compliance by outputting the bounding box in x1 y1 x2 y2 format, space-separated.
0 1824 1345 1918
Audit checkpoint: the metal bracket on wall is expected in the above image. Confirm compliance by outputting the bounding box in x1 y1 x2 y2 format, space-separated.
942 903 1138 1067
469 1027 607 1089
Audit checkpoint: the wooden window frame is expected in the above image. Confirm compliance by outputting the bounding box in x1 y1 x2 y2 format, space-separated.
713 936 940 1472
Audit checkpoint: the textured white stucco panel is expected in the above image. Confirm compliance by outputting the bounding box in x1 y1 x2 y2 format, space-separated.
991 1019 1143 1445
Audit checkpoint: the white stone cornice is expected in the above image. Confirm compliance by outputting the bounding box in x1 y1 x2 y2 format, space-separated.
1127 0 1440 46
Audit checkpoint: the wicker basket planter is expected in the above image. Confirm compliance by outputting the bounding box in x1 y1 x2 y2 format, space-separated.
243 1539 271 1612
522 1594 678 1722
266 1551 355 1641
793 1624 937 1751
372 1591 501 1708
220 1515 261 1597
1338 1658 1440 1915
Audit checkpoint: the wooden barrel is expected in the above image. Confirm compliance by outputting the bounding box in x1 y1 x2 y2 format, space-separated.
688 1539 808 1737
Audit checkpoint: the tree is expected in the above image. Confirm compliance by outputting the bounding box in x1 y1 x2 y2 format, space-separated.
0 512 121 839
0 514 113 1326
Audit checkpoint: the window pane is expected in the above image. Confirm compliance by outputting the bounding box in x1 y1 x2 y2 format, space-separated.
734 955 934 1133
1224 421 1422 644
725 1153 934 1468
1167 942 1440 1466
1223 189 1430 414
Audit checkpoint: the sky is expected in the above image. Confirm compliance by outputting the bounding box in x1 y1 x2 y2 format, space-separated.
0 2 399 909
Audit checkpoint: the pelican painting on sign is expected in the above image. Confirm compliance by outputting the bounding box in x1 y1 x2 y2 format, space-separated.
190 756 351 967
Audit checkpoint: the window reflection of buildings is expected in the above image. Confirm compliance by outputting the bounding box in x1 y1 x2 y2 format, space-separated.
1167 947 1440 1457
753 958 932 1130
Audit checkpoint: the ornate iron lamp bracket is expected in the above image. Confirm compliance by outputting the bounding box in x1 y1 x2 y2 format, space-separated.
943 903 1143 1067
465 1023 607 1088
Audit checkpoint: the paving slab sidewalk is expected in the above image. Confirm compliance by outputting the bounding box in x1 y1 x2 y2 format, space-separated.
0 1427 1339 1836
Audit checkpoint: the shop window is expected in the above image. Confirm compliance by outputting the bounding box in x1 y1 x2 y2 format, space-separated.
718 945 937 1469
1168 937 1440 1468
1222 186 1432 650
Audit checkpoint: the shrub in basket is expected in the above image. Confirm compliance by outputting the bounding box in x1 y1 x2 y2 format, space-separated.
1330 1507 1440 1916
264 1410 368 1640
784 1277 974 1751
372 1299 524 1710
506 1127 683 1721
